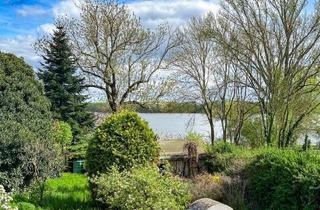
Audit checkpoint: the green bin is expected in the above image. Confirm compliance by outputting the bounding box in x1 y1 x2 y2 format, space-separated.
73 160 85 173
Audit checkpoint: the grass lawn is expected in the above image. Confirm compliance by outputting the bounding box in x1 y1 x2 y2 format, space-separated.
15 173 94 210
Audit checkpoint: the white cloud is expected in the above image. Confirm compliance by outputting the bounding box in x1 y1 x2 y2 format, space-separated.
128 0 219 28
50 0 219 28
38 23 55 35
16 5 48 17
0 35 41 68
52 0 82 18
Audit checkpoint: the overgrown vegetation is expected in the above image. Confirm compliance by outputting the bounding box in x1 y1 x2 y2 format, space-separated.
204 142 320 210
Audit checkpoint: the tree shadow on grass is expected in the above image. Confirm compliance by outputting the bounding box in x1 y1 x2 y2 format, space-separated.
39 184 98 210
40 193 96 210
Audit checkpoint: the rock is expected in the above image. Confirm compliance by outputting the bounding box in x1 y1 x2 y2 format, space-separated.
208 203 233 210
189 198 233 210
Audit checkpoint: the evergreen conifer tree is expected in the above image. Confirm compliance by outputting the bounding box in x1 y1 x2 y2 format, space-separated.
38 23 93 141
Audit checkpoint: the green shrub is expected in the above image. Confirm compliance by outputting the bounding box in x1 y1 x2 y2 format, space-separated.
204 142 237 173
204 142 277 174
16 202 36 210
52 121 73 146
247 150 320 210
86 111 160 176
67 133 93 161
0 52 63 191
241 118 265 147
92 165 191 210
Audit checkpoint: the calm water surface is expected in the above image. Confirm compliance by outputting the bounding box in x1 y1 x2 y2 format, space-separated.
96 112 319 143
138 113 221 140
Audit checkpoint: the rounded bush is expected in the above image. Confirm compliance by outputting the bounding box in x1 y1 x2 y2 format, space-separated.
92 165 191 210
86 111 160 176
52 121 73 146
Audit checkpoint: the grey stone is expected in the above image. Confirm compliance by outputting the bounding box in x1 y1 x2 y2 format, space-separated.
208 203 233 210
189 198 233 210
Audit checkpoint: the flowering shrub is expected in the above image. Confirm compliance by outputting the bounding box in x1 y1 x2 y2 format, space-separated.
0 185 17 210
91 165 191 210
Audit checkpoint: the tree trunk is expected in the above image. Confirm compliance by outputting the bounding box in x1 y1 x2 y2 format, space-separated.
209 119 215 145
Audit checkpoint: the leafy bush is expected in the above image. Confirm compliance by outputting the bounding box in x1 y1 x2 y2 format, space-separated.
204 142 237 173
52 121 73 146
67 133 93 161
92 166 191 210
204 142 276 174
86 111 160 176
241 118 265 147
247 150 320 210
0 52 63 191
16 202 37 210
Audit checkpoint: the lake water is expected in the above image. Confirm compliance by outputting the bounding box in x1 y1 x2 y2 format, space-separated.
96 112 319 144
139 113 221 140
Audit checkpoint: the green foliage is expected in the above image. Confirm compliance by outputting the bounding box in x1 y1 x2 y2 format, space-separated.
66 133 93 161
204 142 238 173
52 121 73 146
247 150 320 210
14 173 93 210
241 117 265 147
204 142 277 174
0 52 63 191
186 132 206 147
38 23 93 141
86 111 160 176
16 202 37 210
92 165 191 210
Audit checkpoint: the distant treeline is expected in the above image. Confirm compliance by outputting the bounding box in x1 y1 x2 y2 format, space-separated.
86 101 204 113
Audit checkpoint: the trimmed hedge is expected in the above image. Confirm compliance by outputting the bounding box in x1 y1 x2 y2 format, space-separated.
86 111 160 176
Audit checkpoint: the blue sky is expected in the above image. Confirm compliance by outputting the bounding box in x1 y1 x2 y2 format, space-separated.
0 0 219 68
0 0 316 69
0 0 56 37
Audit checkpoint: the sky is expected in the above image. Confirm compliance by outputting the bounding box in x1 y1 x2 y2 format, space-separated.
0 0 220 68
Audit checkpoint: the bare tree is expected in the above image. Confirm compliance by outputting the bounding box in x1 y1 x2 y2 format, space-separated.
66 0 178 112
172 14 233 144
213 0 320 147
214 44 237 143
